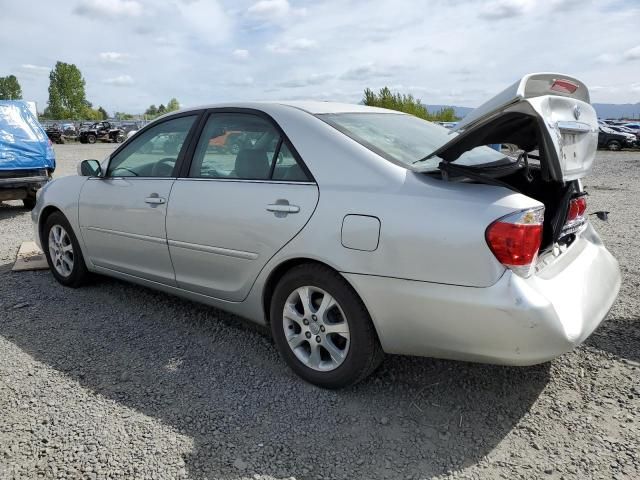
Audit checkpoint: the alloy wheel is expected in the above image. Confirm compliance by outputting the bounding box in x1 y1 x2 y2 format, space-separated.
48 225 74 277
282 286 350 372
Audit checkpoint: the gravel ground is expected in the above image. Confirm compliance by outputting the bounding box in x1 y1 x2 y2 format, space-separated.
0 144 638 480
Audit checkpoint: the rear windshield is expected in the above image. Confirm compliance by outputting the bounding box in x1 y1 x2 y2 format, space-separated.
318 112 508 171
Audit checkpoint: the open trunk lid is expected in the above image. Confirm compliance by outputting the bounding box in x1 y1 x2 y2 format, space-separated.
428 73 598 182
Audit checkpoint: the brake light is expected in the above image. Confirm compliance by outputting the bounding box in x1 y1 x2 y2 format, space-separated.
550 79 579 94
485 207 544 278
566 196 587 223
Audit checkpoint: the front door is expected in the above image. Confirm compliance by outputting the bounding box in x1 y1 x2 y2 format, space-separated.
78 114 200 284
166 111 319 301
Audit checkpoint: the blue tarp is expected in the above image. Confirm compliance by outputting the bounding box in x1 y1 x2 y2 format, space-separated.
0 101 55 171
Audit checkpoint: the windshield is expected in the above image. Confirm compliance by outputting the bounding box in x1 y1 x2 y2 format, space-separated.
318 112 509 171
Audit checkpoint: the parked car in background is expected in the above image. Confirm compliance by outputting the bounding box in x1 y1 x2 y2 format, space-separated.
79 121 125 144
0 101 55 209
44 124 65 144
207 128 248 154
32 74 620 388
598 126 635 150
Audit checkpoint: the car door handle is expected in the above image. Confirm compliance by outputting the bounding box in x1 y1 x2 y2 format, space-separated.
267 204 300 213
145 196 166 205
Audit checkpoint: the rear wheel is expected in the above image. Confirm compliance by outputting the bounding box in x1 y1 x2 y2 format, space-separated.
43 212 89 288
607 140 622 151
270 264 383 389
86 134 97 144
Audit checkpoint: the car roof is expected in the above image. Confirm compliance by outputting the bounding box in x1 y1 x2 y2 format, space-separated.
169 101 404 117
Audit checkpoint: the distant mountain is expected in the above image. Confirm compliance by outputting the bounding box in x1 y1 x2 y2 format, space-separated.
592 103 640 120
426 103 640 120
425 104 473 119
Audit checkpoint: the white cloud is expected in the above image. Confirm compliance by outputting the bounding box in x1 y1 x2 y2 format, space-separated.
267 38 317 54
228 76 255 87
99 52 130 63
341 64 395 81
623 45 640 61
103 75 135 86
74 0 142 18
232 49 250 60
176 0 231 45
247 0 306 21
277 73 332 88
479 0 533 19
596 53 617 64
20 64 50 74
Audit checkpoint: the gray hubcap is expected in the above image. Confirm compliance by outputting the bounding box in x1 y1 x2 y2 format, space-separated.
282 286 350 372
48 225 74 277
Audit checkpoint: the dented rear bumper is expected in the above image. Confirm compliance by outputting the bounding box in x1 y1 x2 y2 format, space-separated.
344 223 620 365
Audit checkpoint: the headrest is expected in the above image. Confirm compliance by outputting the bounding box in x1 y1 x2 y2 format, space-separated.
234 149 270 179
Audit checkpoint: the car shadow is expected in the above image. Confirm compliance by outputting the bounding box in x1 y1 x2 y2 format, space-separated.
0 266 550 479
586 314 640 364
0 201 29 221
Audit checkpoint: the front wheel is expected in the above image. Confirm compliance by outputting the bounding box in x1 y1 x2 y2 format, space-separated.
43 212 90 288
86 134 97 144
270 264 383 389
607 140 622 151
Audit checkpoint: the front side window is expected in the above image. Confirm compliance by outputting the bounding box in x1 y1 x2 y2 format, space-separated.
106 115 197 177
189 113 310 181
318 112 508 171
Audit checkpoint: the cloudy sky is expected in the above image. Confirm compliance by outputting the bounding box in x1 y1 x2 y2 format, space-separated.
1 0 639 114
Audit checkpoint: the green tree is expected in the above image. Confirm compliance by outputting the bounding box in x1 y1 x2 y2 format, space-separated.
157 104 166 115
115 111 135 120
166 98 180 112
145 104 158 117
362 87 459 122
0 75 23 100
97 106 109 120
46 61 87 119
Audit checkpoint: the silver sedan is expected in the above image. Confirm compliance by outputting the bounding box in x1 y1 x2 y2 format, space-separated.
32 73 620 388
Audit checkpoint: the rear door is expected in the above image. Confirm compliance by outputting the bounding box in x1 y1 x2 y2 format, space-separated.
166 110 319 302
78 113 200 284
426 73 598 182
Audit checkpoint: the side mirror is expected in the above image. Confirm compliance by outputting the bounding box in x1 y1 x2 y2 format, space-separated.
78 159 102 177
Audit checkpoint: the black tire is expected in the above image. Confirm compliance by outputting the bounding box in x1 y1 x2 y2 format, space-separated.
270 264 383 389
42 212 90 288
86 134 97 144
22 195 36 210
607 140 622 151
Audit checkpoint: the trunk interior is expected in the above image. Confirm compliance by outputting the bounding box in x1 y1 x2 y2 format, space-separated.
497 164 578 250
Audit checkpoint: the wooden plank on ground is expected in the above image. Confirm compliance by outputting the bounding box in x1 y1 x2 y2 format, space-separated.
12 241 49 271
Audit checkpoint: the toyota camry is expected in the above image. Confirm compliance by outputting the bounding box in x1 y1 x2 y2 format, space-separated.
32 73 621 388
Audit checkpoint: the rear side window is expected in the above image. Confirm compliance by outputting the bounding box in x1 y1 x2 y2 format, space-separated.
319 112 507 171
189 113 310 181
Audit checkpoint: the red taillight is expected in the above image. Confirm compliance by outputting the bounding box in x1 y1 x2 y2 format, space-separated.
550 79 579 94
486 207 544 278
566 196 587 223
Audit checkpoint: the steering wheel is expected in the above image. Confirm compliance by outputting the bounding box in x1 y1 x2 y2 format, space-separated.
151 157 176 177
111 167 139 176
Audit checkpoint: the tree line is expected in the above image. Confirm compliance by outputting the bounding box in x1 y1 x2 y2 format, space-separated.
0 62 179 121
363 87 459 122
3 63 460 123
